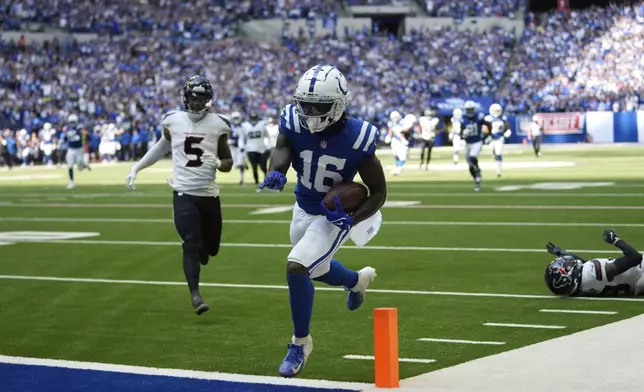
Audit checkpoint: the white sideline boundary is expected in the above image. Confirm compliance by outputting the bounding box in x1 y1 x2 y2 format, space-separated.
3 216 644 228
0 355 371 390
1 202 644 210
3 274 644 302
379 314 644 392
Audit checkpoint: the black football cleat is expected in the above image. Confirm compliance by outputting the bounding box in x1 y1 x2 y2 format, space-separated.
192 295 210 315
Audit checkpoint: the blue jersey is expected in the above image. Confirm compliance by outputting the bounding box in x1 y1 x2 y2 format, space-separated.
458 114 487 144
64 124 83 149
279 104 377 215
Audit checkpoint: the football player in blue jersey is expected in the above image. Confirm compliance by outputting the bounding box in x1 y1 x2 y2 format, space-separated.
452 101 490 192
63 114 89 189
261 65 387 378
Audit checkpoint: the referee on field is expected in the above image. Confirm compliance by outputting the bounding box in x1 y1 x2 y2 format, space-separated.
530 115 543 157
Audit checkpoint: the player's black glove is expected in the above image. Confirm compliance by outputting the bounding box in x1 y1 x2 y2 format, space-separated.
546 242 565 256
602 229 620 245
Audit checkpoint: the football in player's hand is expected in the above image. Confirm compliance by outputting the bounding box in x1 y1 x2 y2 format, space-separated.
324 182 368 213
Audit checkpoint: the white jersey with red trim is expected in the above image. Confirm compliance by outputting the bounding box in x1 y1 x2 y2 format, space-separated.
579 258 644 296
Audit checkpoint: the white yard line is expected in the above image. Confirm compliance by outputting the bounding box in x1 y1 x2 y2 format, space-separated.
417 338 506 345
539 309 617 315
0 355 370 390
343 355 436 364
1 192 642 198
1 202 644 210
483 323 566 330
2 274 644 302
2 216 644 228
1 238 624 255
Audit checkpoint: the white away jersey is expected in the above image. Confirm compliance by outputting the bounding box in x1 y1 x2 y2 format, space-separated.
579 258 644 296
530 121 542 136
242 120 269 153
163 111 230 197
419 116 439 141
486 115 508 139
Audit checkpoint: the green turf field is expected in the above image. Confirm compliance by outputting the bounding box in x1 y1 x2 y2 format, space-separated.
0 145 643 383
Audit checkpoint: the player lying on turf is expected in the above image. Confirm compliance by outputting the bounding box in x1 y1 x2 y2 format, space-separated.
545 229 644 296
261 64 387 378
125 75 233 315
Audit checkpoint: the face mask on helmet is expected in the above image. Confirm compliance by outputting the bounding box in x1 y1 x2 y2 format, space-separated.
544 256 582 296
183 91 212 114
295 100 338 132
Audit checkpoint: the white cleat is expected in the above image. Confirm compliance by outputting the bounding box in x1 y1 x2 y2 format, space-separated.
66 182 75 190
347 267 377 311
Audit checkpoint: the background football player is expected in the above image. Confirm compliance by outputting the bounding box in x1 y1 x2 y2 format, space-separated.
261 64 386 378
454 101 488 192
242 111 270 191
450 108 463 165
126 75 233 315
418 108 439 171
530 114 543 157
485 103 511 177
63 114 89 189
545 229 643 297
229 111 248 185
386 110 405 175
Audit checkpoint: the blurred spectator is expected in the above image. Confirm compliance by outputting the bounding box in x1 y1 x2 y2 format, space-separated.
505 3 644 113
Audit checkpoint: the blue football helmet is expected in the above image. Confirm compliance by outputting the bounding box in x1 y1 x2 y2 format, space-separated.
544 255 583 296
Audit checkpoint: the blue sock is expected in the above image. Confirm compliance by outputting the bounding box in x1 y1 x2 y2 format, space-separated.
287 273 314 338
496 155 503 162
68 168 74 181
313 259 359 289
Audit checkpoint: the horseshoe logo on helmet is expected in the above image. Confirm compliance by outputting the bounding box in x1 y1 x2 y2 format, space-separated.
337 76 348 96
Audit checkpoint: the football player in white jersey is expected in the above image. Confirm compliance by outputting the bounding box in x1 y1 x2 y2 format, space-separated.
242 111 270 190
418 108 439 171
386 111 405 175
125 75 233 315
449 108 463 165
530 115 543 157
265 116 279 157
485 103 511 177
39 123 56 167
545 229 644 297
229 112 248 185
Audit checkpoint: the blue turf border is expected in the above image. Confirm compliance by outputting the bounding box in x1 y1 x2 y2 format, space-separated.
0 363 358 392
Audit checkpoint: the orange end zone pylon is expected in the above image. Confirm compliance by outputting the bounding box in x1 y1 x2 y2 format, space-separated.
374 308 399 388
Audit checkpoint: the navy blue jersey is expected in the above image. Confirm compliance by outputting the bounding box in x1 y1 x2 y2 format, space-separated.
459 114 487 144
279 104 377 215
64 124 84 149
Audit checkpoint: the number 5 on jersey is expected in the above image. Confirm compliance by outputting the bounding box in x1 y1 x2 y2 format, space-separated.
184 136 205 167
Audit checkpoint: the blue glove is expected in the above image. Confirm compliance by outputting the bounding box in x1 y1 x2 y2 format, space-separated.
260 171 287 191
320 196 352 231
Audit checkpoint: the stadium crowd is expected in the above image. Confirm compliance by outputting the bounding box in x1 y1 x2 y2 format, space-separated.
1 2 643 166
505 3 644 113
0 0 340 38
425 0 523 18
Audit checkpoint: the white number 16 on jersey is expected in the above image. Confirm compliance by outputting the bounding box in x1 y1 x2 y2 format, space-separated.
299 150 346 193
